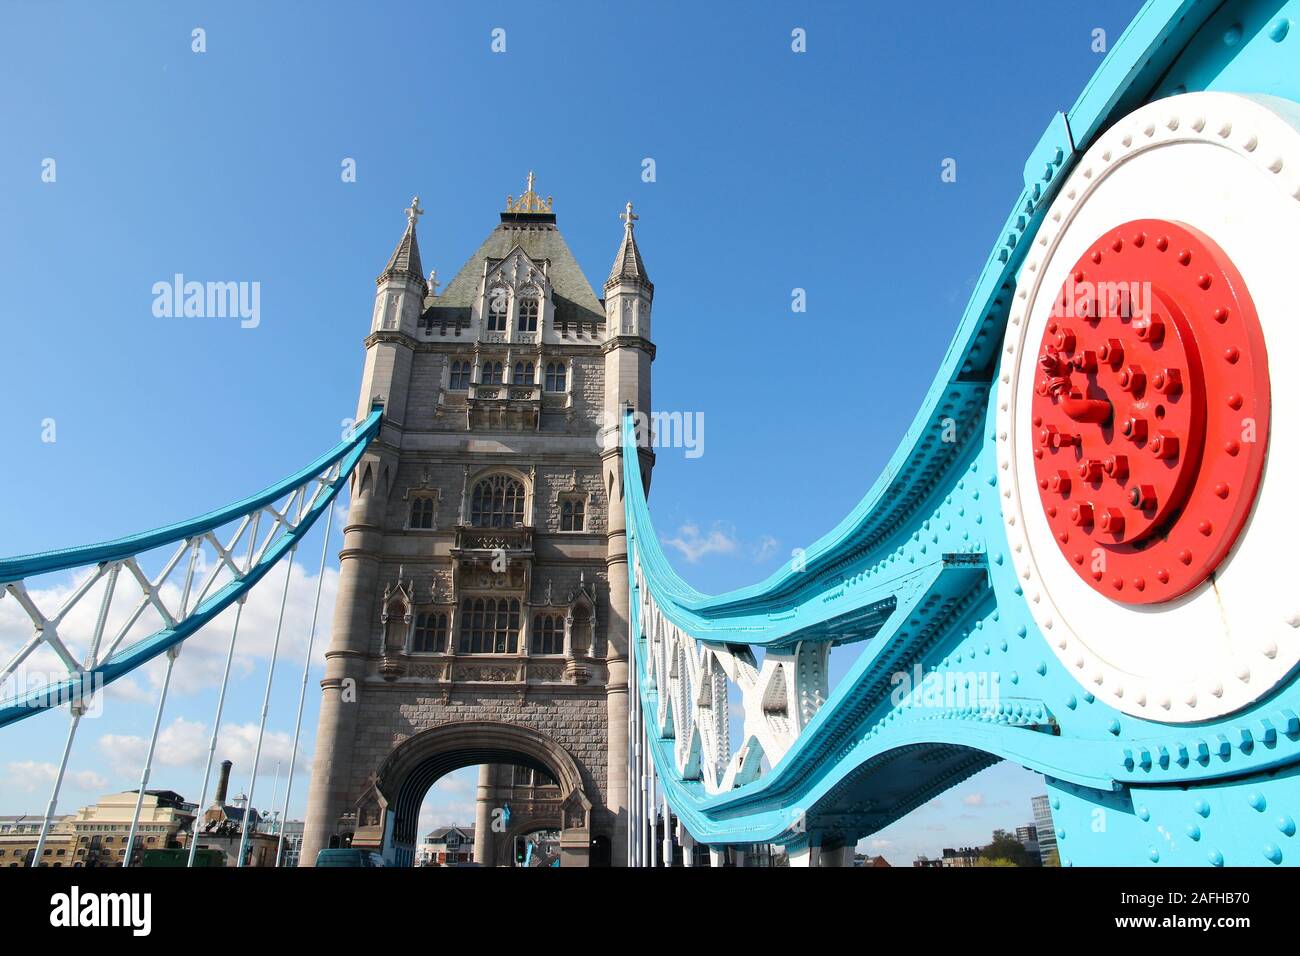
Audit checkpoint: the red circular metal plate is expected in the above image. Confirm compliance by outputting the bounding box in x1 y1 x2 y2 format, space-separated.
1029 219 1270 604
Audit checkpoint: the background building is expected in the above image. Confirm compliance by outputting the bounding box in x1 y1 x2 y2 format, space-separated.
1031 795 1058 866
0 815 74 867
66 790 196 868
276 820 305 868
417 825 474 866
181 759 279 866
1016 824 1041 864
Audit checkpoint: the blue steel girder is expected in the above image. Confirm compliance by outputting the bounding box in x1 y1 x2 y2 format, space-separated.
624 0 1300 864
0 407 384 728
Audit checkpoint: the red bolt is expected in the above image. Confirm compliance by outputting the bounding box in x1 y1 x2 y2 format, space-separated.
1098 338 1124 366
1118 365 1146 393
1054 327 1076 352
1070 502 1094 527
1078 459 1104 481
1038 425 1078 448
1130 484 1156 509
1150 431 1179 459
1072 349 1098 373
1049 470 1071 494
1103 455 1129 480
1121 417 1148 442
1133 316 1165 343
1099 508 1125 534
1152 367 1182 395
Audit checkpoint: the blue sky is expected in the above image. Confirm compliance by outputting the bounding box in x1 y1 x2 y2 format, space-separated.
0 0 1145 863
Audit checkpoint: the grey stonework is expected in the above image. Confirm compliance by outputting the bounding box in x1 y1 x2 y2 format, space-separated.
300 183 654 867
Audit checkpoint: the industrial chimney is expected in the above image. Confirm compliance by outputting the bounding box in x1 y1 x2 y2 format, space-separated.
215 760 233 805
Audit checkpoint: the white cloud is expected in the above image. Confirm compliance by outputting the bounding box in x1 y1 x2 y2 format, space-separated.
752 535 779 563
1 556 339 709
661 523 739 564
962 792 985 807
3 761 107 795
98 717 311 780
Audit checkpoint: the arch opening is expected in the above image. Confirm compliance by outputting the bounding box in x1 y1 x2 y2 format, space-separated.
375 722 591 867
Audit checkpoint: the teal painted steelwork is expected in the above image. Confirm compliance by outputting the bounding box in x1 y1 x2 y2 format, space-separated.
625 0 1300 863
0 407 384 729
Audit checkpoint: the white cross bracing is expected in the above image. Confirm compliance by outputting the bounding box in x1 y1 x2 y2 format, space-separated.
0 458 347 867
0 465 338 706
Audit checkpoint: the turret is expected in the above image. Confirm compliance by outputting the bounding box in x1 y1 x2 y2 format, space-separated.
602 201 654 427
600 201 655 866
355 197 427 426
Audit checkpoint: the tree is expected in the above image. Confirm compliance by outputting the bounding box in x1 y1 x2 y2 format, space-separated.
979 833 1034 867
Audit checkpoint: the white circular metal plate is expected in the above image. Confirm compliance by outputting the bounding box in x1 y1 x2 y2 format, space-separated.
997 92 1300 723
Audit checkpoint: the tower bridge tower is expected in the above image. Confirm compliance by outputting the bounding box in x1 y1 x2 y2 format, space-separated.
300 175 654 866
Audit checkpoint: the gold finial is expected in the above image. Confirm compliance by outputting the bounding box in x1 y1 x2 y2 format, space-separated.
505 171 554 214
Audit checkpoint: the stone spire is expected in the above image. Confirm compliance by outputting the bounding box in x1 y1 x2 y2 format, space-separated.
380 196 425 282
606 201 651 291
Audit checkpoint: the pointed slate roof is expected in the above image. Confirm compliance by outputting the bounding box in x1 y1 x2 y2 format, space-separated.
606 201 652 293
380 197 425 283
421 204 605 331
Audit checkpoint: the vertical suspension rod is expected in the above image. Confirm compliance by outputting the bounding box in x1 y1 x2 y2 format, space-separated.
236 542 297 866
277 501 334 866
188 511 262 867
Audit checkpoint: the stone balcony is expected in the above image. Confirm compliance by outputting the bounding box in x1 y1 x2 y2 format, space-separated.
452 524 534 556
466 381 541 430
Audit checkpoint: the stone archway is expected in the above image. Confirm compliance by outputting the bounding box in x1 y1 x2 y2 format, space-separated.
375 721 591 867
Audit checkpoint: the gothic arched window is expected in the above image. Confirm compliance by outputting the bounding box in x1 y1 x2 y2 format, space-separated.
470 475 525 528
513 361 534 385
486 292 508 331
531 614 564 655
449 360 471 391
517 298 539 332
409 497 435 530
459 597 520 653
544 362 566 392
481 361 504 385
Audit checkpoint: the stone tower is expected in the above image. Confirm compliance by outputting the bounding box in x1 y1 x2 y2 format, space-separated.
300 176 654 867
